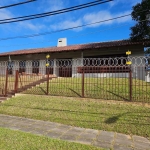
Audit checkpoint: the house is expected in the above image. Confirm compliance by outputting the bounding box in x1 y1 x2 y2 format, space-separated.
0 38 150 80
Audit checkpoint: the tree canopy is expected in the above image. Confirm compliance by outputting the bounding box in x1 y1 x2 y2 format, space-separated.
144 47 150 56
130 0 150 41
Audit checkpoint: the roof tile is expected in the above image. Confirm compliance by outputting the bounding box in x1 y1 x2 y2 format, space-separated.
0 39 150 57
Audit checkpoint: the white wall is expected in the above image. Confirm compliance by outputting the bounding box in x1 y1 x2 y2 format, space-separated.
26 61 32 74
39 60 46 75
73 73 129 78
53 59 59 76
0 61 7 75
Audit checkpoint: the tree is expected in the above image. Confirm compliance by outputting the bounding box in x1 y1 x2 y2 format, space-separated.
144 47 150 56
130 0 150 41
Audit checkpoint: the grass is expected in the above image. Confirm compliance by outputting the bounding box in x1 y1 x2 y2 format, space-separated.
0 74 43 95
23 77 150 103
0 127 103 150
1 75 150 102
0 95 149 138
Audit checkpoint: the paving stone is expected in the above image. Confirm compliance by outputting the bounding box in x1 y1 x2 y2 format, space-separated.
46 131 62 139
93 140 112 149
134 141 150 150
33 120 61 127
29 128 49 136
132 135 150 143
81 129 99 138
99 131 115 137
97 131 115 143
12 122 31 128
18 127 36 133
113 145 133 150
79 132 98 140
39 124 57 131
27 124 42 129
65 127 85 135
60 134 78 142
8 126 21 131
76 137 93 145
50 125 72 133
0 123 15 128
85 128 99 134
114 138 133 147
0 122 5 126
3 120 18 124
116 133 132 140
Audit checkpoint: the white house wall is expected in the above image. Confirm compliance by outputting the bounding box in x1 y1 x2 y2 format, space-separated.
53 59 59 76
39 60 46 75
0 61 7 75
26 61 32 74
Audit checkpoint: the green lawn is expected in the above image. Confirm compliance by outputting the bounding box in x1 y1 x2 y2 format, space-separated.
0 95 149 138
0 127 103 150
0 75 43 95
1 76 150 103
23 77 150 103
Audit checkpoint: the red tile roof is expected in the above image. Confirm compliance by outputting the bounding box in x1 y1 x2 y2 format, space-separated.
0 39 150 57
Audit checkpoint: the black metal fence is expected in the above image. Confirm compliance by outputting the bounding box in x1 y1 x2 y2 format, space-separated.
0 57 150 103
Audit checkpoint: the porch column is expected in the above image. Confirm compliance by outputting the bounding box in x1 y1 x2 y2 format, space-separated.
26 61 32 74
53 59 59 77
39 60 46 75
72 52 83 78
13 61 19 76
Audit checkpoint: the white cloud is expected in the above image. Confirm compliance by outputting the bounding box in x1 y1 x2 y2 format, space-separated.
50 19 83 31
0 7 45 32
83 10 132 28
83 11 113 27
109 0 142 7
18 22 46 32
38 0 65 12
115 11 132 23
48 9 132 32
0 9 13 19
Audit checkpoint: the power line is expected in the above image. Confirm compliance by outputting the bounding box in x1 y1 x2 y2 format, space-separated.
0 0 36 9
0 0 112 24
0 19 148 49
0 14 131 41
0 9 148 41
0 0 110 22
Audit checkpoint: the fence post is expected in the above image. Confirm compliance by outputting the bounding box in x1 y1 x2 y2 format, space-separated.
5 69 8 96
14 70 19 93
129 66 132 101
82 69 84 98
47 69 49 95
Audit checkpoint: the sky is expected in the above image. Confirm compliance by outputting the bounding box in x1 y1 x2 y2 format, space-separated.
0 0 142 53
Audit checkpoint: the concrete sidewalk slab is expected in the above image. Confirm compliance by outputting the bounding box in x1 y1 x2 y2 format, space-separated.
0 114 149 150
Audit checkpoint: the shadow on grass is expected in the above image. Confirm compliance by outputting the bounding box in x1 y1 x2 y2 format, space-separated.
69 88 82 97
95 85 130 101
39 87 47 94
105 115 120 124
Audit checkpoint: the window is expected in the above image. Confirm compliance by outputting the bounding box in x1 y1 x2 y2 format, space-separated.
19 60 26 73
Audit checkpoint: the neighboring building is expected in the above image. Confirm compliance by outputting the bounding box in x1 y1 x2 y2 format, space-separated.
0 39 150 80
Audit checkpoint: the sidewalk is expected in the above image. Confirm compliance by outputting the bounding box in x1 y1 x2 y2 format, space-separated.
0 114 149 150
